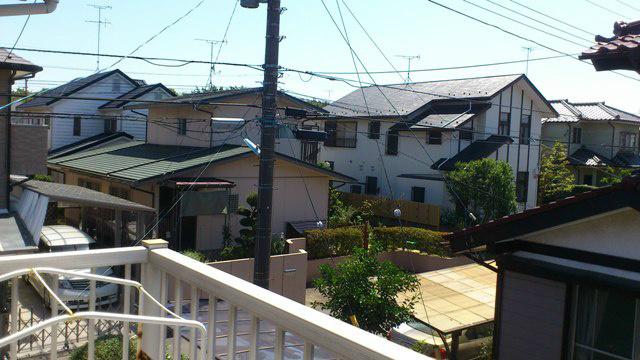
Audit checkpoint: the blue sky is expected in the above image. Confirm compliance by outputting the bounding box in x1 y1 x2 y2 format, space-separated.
2 0 640 113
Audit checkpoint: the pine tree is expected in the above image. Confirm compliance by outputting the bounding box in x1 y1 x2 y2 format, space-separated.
538 141 576 204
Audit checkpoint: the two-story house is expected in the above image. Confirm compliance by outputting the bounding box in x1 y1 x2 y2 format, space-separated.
15 69 174 150
541 100 640 186
318 74 556 211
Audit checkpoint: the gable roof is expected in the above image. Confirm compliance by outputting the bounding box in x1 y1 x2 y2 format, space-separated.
48 142 355 184
98 83 175 109
445 176 640 253
48 132 135 159
0 49 42 80
543 99 640 124
431 135 514 171
390 101 492 131
150 87 327 113
580 20 640 72
18 69 139 109
324 74 554 119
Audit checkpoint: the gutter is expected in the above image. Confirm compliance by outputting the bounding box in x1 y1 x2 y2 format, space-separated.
608 121 615 158
0 0 59 16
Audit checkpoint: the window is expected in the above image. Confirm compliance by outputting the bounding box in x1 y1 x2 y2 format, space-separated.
109 186 130 200
428 130 442 145
104 118 117 133
459 129 473 141
73 116 81 136
620 132 637 149
324 120 357 148
365 176 378 195
572 127 582 144
350 185 362 194
498 112 510 136
571 285 639 360
44 115 50 127
519 114 531 145
177 118 187 135
583 174 594 185
368 121 381 139
411 187 425 203
301 141 319 164
516 171 529 203
386 130 399 155
78 178 101 192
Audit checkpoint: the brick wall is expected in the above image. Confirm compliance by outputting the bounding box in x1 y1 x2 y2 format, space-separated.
10 124 48 176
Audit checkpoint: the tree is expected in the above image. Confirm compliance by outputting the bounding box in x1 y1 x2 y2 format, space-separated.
599 166 633 186
312 247 420 335
538 141 576 204
184 84 246 95
445 158 517 225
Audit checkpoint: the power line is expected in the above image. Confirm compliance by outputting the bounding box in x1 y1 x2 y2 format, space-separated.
2 0 37 62
583 0 631 20
215 0 239 63
508 0 595 37
616 0 640 13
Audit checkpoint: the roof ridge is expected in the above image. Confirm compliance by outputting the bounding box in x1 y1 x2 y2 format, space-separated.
363 73 522 88
559 100 583 119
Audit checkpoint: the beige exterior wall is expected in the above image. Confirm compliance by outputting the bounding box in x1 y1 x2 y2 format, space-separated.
10 124 48 176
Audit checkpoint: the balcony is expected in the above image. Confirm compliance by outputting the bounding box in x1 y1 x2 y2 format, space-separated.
0 240 431 359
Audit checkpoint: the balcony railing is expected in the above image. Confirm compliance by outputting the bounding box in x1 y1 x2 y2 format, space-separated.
0 240 432 360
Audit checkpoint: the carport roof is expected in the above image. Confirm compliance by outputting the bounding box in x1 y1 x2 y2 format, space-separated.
397 263 496 334
12 178 155 212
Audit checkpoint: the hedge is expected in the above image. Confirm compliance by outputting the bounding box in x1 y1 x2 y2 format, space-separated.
370 227 446 255
70 335 135 360
305 227 364 259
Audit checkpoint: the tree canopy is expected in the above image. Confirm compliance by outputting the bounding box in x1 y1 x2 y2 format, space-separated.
445 158 517 225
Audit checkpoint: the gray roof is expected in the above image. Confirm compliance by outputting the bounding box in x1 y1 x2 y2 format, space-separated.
14 179 155 212
48 132 135 159
18 69 138 109
0 49 42 79
432 135 513 171
543 100 640 124
0 214 36 254
324 74 523 118
99 83 175 109
49 142 355 184
568 148 613 167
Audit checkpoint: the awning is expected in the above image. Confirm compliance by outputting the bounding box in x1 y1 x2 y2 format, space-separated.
0 214 37 254
287 220 326 237
397 263 496 334
432 135 513 171
11 177 155 212
168 177 235 188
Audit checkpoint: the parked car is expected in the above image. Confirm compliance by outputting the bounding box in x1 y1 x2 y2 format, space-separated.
388 319 492 359
25 225 119 309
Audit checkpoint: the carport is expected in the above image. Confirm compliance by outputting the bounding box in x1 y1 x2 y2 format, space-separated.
10 177 155 250
397 263 496 359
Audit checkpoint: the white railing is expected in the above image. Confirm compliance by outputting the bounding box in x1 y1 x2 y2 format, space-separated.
0 240 432 360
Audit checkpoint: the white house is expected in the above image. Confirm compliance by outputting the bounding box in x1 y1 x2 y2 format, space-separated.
318 74 557 211
15 69 174 149
541 100 640 186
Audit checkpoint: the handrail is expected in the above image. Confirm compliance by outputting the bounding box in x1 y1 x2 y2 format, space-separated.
149 248 433 360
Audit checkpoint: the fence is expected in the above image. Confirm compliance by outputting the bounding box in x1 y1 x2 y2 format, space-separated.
340 192 440 227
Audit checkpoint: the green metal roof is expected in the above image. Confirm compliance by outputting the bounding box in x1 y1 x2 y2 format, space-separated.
48 142 356 184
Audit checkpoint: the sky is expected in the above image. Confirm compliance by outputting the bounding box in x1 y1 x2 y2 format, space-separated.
1 0 640 114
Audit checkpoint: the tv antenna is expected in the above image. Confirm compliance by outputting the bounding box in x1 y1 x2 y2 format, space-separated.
195 38 227 87
86 3 111 71
396 54 420 83
522 46 534 75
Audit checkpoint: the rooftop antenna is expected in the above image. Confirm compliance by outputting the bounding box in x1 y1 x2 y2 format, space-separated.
86 3 111 71
195 38 227 88
522 46 534 75
396 54 420 83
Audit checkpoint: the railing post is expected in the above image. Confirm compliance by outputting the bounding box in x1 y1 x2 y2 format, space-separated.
50 275 59 360
140 239 168 360
10 277 17 359
88 268 96 360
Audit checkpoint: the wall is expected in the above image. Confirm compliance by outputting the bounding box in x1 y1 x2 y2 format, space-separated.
49 73 136 149
498 270 566 360
10 124 48 176
319 77 546 210
0 71 10 209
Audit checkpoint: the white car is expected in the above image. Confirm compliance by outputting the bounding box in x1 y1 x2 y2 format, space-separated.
25 225 119 309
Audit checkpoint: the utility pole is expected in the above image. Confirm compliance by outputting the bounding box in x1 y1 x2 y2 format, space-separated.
396 54 420 83
195 38 226 88
242 0 282 289
86 3 111 71
522 46 534 75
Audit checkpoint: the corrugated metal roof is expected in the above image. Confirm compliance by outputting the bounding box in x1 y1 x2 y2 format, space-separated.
543 100 640 124
324 74 522 118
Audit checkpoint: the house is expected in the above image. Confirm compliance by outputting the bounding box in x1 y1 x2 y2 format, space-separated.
47 140 354 252
15 69 174 149
580 20 640 73
445 176 640 359
138 87 327 163
318 74 556 211
541 100 640 185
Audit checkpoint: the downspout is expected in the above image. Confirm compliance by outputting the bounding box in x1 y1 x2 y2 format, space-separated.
0 0 59 16
193 103 215 147
608 121 615 158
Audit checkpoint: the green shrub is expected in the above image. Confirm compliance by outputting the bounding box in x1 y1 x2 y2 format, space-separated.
70 335 135 360
370 227 446 255
180 249 208 262
305 227 364 259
